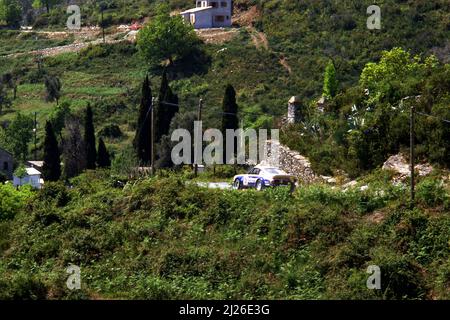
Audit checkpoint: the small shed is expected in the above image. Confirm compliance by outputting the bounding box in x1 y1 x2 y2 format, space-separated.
13 167 43 189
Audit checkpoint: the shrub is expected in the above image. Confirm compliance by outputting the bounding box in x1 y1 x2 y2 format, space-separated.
416 177 448 207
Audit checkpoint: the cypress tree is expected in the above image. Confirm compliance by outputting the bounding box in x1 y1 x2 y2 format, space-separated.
42 121 61 181
323 60 338 99
84 104 97 169
221 84 239 164
97 137 111 168
156 69 179 142
133 75 153 164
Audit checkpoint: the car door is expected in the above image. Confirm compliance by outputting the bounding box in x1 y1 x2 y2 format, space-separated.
247 168 261 186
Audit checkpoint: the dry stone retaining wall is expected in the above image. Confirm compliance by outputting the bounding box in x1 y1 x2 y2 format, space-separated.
264 140 317 184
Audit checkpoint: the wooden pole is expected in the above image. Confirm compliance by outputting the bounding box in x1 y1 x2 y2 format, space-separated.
151 97 155 176
34 112 37 161
410 105 415 208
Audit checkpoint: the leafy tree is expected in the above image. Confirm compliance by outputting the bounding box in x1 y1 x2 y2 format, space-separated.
0 0 21 28
42 121 61 182
0 113 33 161
360 48 437 103
0 183 32 220
155 69 179 143
137 3 199 67
221 84 239 164
84 105 96 170
323 60 338 99
133 75 153 164
44 75 62 105
13 163 27 187
97 137 110 168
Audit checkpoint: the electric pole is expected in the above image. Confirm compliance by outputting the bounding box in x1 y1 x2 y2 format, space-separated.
194 98 203 177
410 105 415 208
34 112 37 161
151 97 156 176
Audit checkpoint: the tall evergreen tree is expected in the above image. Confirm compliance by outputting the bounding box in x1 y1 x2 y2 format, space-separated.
221 84 239 164
323 60 338 99
84 104 97 169
156 69 179 142
97 137 111 168
133 75 153 164
62 116 86 178
42 121 61 181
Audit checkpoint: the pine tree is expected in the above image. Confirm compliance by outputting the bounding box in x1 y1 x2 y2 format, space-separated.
323 60 338 99
97 137 111 168
221 84 239 164
156 70 179 142
133 75 153 164
84 104 97 169
42 121 61 181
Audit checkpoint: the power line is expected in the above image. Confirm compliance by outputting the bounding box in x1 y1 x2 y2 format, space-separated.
415 111 450 124
161 101 283 118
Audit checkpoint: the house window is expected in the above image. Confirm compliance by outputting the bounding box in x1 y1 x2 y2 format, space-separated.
210 1 218 8
190 14 196 24
215 15 225 22
3 162 8 171
221 1 227 7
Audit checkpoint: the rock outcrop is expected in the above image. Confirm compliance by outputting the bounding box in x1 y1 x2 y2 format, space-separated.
382 154 433 181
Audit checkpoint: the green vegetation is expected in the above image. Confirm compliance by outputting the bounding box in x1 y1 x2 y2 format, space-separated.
137 3 200 67
0 171 448 299
0 0 448 300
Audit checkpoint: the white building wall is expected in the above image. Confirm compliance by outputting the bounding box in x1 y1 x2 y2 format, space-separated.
182 0 232 29
13 174 42 189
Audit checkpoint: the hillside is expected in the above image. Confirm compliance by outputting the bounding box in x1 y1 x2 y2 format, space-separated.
0 0 449 301
0 0 449 155
0 170 449 299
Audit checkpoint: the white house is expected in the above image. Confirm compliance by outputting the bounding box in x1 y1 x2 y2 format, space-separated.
181 0 232 29
13 167 43 189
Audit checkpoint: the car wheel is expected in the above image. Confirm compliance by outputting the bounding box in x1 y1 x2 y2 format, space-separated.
256 180 265 191
233 179 242 190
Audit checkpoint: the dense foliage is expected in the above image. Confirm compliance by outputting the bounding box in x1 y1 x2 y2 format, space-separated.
0 171 448 299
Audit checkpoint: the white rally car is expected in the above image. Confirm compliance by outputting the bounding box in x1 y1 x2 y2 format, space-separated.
232 166 297 192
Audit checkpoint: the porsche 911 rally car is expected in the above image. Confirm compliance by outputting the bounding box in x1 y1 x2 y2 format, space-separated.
232 166 297 192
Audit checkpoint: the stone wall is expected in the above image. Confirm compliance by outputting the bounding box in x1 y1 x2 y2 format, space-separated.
264 140 317 184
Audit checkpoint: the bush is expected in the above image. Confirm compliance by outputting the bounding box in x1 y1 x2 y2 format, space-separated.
0 184 33 220
416 177 448 207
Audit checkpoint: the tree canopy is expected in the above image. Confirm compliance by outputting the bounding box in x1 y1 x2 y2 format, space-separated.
137 3 199 67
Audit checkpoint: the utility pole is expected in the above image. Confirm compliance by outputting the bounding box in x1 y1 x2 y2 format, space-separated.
34 112 37 161
410 105 415 208
194 98 203 177
151 97 156 176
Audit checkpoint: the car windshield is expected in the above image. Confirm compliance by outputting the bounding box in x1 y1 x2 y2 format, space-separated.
263 168 284 174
